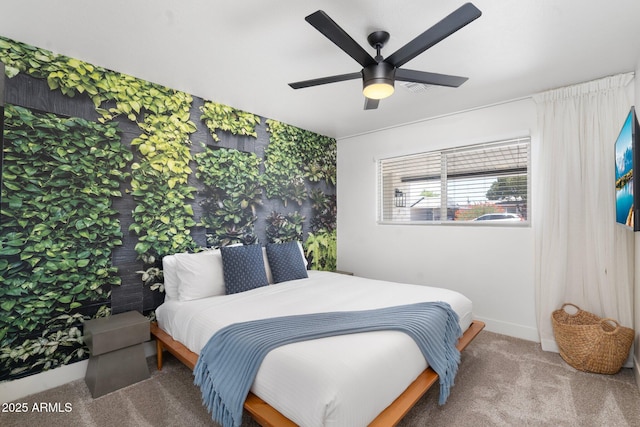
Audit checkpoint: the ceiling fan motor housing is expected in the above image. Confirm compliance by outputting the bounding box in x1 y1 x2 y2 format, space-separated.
362 62 395 98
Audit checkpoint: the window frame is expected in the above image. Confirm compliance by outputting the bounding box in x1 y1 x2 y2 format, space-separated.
377 137 531 226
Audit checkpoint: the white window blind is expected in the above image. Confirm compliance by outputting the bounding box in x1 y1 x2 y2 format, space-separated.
378 137 530 224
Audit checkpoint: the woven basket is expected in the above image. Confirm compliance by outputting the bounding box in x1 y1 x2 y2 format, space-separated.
551 303 634 374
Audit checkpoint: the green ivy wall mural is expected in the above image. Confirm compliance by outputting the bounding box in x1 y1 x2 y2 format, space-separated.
0 36 336 382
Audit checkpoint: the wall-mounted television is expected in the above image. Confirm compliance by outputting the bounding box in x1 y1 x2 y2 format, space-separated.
614 106 640 231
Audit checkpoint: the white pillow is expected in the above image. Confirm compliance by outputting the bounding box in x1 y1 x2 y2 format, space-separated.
262 247 274 284
162 255 179 301
174 250 226 301
296 241 308 267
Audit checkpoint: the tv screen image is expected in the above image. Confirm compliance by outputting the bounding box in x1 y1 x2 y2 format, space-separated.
614 107 639 231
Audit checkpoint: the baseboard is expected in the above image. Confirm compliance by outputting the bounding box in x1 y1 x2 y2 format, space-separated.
474 315 539 342
0 341 156 403
0 359 89 404
635 353 640 392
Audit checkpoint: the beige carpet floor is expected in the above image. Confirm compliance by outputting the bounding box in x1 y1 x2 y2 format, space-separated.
1 331 639 426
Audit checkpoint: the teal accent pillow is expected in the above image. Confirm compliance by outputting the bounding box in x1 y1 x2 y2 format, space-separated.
220 244 269 294
266 241 308 284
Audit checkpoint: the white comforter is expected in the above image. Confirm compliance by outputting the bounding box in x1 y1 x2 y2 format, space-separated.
156 270 473 427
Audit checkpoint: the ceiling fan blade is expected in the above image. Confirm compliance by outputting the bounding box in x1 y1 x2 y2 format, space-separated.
385 3 481 68
364 97 379 110
395 68 468 87
305 10 376 68
289 72 362 89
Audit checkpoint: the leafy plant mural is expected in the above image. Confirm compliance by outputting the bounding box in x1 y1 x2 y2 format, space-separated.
127 90 199 261
195 146 263 247
0 35 200 264
0 34 337 382
196 101 263 247
304 229 337 271
200 101 261 142
264 120 336 206
265 211 305 243
309 189 337 233
0 105 129 379
304 190 337 270
0 34 201 298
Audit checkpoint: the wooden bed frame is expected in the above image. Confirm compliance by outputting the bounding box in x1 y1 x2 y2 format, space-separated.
150 319 485 426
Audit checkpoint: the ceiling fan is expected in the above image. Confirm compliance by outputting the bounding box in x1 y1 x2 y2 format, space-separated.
289 3 482 110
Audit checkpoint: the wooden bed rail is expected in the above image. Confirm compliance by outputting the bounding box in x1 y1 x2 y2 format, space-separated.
150 320 485 427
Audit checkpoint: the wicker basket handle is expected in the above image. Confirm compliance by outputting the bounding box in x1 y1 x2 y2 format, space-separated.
600 318 620 333
560 303 582 315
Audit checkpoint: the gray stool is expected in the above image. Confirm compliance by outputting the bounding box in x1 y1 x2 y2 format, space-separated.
84 311 150 397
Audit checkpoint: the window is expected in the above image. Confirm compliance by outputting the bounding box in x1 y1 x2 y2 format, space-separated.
378 137 530 224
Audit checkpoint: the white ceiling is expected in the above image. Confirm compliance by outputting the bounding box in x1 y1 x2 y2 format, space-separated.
2 0 640 139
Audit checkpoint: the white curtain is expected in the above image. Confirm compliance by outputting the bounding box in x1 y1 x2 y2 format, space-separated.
533 73 634 354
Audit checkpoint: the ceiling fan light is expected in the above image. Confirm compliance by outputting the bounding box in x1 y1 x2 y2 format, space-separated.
363 81 395 99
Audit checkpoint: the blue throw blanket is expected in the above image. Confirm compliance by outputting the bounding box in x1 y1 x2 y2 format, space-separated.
193 301 462 427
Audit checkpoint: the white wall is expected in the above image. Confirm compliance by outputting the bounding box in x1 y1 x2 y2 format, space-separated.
337 98 539 341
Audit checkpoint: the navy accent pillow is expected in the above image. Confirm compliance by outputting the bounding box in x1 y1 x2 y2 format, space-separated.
266 241 309 284
220 244 269 294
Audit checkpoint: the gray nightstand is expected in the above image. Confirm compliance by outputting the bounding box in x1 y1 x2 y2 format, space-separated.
84 310 150 397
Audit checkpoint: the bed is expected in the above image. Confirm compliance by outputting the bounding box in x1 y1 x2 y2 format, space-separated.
152 243 484 426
